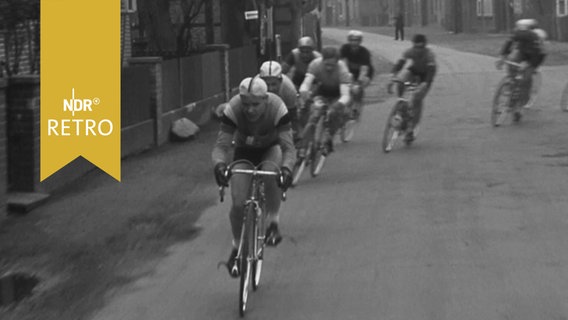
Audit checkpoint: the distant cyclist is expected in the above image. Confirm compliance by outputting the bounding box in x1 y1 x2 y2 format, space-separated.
389 34 437 143
340 30 374 120
496 19 545 111
212 77 295 277
299 46 352 154
282 36 322 89
259 60 301 140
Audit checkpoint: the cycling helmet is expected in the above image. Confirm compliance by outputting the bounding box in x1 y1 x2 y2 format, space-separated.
298 36 315 49
347 30 363 41
259 60 283 79
515 19 537 31
239 76 268 97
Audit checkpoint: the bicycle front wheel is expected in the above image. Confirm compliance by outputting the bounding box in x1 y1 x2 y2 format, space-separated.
492 79 512 127
252 210 264 291
561 81 568 112
382 102 404 153
238 205 254 316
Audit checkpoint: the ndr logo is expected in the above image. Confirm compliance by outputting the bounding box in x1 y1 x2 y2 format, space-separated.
63 88 100 116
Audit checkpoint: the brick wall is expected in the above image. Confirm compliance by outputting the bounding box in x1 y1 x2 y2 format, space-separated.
6 76 40 192
0 79 7 220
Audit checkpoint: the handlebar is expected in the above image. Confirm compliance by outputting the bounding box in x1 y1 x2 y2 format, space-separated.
218 159 287 202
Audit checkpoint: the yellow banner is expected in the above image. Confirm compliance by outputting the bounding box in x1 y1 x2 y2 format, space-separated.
41 0 121 181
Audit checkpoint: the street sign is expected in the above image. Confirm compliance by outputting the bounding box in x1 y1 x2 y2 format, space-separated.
245 10 259 20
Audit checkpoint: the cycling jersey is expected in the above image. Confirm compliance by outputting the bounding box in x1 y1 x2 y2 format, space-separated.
501 30 542 67
339 44 374 80
303 57 352 102
212 93 296 170
392 47 436 83
277 75 298 110
284 49 322 87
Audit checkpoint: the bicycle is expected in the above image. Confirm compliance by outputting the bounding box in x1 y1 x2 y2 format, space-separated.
560 80 568 112
219 159 286 317
492 60 538 126
291 98 333 185
382 80 418 153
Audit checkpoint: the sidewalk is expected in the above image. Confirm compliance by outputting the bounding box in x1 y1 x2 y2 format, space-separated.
0 122 221 320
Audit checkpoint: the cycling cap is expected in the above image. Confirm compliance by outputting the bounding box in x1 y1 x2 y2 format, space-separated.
533 28 547 40
515 19 537 30
298 36 315 48
239 76 268 97
259 60 283 78
348 30 363 40
321 46 339 60
412 34 427 44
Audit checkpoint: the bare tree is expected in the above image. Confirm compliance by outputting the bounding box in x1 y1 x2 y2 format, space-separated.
0 0 40 76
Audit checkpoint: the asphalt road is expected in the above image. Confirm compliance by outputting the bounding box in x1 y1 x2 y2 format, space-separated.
91 29 568 320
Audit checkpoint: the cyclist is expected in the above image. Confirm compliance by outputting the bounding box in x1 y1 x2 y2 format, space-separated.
299 46 352 154
340 30 374 120
212 77 295 277
259 60 302 141
389 34 437 143
282 36 322 89
496 19 544 112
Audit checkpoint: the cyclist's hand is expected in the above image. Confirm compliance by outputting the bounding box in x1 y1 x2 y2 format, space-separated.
300 90 311 102
495 59 504 70
279 167 293 191
214 162 229 187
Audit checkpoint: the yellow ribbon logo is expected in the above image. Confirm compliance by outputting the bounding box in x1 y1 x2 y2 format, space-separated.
41 0 120 181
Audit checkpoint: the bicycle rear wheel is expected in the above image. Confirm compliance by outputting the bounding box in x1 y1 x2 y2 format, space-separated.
492 79 512 127
238 205 254 316
561 81 568 112
382 102 404 153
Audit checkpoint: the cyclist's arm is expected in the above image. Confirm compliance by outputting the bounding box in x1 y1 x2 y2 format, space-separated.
274 103 297 170
281 52 295 74
500 38 514 57
425 51 437 84
338 60 352 106
299 73 315 98
357 49 372 80
212 115 236 165
391 58 407 75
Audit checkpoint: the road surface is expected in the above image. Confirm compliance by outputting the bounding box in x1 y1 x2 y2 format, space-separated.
91 29 568 320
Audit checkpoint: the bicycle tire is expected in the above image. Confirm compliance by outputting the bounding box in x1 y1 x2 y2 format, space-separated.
382 102 404 153
251 218 262 291
238 205 254 317
561 81 568 112
492 79 512 127
310 117 327 177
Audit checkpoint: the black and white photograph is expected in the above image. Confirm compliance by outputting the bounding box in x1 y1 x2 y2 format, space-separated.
1 0 568 319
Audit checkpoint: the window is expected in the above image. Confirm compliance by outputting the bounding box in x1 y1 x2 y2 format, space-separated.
122 0 137 13
558 0 568 17
477 0 493 17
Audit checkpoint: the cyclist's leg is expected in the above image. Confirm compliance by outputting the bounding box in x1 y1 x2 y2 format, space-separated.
327 97 346 137
300 96 324 149
261 145 283 219
411 82 431 127
261 145 283 245
230 148 261 247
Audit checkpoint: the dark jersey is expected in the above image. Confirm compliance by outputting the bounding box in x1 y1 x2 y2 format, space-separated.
284 49 322 88
392 47 437 83
501 30 542 67
339 44 374 80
